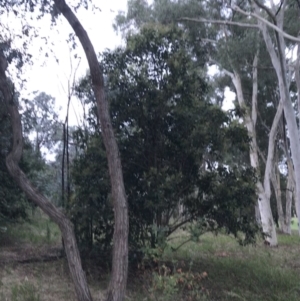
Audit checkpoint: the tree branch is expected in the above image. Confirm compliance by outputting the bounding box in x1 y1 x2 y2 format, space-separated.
252 0 276 23
179 17 259 28
251 51 259 126
232 4 300 42
0 51 93 301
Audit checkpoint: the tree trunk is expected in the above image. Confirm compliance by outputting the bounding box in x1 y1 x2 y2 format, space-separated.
62 122 66 208
65 95 71 206
271 158 284 232
229 56 278 245
256 3 300 235
52 1 129 300
255 203 261 225
0 53 93 301
281 113 294 234
284 172 293 234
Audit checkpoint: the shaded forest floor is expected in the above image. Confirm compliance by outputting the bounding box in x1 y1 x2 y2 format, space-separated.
0 214 300 301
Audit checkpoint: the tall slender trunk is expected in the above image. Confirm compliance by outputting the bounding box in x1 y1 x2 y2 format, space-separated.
0 53 93 301
66 96 71 206
281 116 294 234
256 2 300 235
284 172 293 234
53 1 129 300
62 123 66 208
271 152 284 232
227 54 279 245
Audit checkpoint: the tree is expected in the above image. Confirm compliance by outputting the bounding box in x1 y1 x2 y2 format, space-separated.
247 0 300 235
52 1 129 300
114 0 282 245
71 24 259 253
22 92 60 155
0 1 129 301
0 52 93 301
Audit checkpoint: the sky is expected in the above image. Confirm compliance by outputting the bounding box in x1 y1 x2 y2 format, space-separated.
4 0 234 130
9 0 129 126
18 0 234 126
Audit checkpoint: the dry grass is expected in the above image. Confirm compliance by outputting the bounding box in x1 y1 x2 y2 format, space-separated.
0 213 106 301
1 214 300 301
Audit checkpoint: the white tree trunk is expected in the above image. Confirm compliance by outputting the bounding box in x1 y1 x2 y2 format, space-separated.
271 161 284 232
229 59 278 245
256 4 300 235
284 172 293 234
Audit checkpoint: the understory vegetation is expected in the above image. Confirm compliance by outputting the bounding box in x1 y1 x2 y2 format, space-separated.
0 213 299 301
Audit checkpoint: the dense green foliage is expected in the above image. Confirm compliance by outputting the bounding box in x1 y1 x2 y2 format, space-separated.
0 92 61 226
70 25 258 253
0 99 28 224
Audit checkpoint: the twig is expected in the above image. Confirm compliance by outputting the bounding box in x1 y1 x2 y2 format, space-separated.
171 238 193 252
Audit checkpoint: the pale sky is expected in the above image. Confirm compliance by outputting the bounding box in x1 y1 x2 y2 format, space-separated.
19 0 234 126
4 0 234 130
12 1 128 126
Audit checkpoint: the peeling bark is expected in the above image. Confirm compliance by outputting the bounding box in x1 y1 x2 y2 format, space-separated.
0 53 92 301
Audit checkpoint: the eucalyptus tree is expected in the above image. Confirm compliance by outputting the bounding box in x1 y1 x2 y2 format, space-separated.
0 1 129 301
114 0 286 244
206 26 281 246
198 0 300 237
195 1 300 240
220 1 300 235
70 24 259 253
22 92 60 155
190 1 300 237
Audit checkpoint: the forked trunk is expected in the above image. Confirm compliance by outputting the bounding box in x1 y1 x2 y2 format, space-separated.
0 53 92 301
257 4 300 235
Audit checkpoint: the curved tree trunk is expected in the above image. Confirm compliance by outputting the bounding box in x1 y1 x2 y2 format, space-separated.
0 53 92 301
52 1 129 300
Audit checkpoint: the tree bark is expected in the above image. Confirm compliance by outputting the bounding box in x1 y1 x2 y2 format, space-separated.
284 172 293 234
0 53 92 301
52 1 129 300
271 156 284 232
228 57 279 246
280 116 294 234
255 2 300 235
62 122 66 207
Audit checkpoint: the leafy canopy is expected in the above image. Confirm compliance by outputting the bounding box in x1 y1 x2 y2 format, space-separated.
71 24 258 253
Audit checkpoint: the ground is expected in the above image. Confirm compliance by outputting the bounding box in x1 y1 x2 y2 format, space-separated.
1 212 300 301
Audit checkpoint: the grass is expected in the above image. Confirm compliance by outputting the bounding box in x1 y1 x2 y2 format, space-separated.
0 215 300 301
150 232 300 301
0 210 61 246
